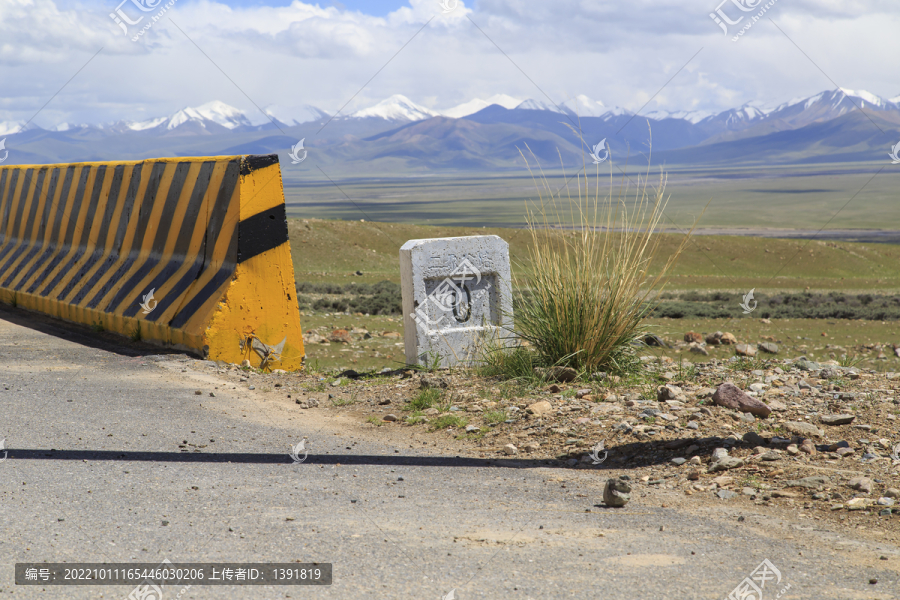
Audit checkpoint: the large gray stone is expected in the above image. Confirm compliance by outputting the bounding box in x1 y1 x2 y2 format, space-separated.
784 421 823 438
712 383 771 418
603 478 632 507
400 236 512 367
820 414 856 426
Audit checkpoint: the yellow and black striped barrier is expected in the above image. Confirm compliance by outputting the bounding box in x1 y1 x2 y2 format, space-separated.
0 154 305 370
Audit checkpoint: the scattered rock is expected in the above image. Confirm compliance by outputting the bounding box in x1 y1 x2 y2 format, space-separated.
603 478 632 507
689 345 710 356
735 344 757 357
885 488 900 499
706 332 723 345
420 375 449 389
717 489 737 499
329 329 352 344
671 457 687 465
687 470 701 480
378 398 391 405
820 414 856 426
848 497 872 511
503 444 518 455
720 332 737 345
383 414 398 422
799 439 816 455
758 342 779 354
241 359 251 367
523 442 540 453
783 421 823 438
709 449 744 472
849 477 873 494
783 476 830 489
766 399 788 412
684 331 703 344
304 333 327 344
743 431 766 447
657 384 685 402
712 383 771 418
526 401 554 416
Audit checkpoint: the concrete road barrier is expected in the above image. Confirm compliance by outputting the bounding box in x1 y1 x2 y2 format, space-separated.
0 154 305 369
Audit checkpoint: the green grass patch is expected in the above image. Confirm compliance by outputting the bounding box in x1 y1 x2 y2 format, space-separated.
429 414 467 430
406 388 442 411
482 410 509 426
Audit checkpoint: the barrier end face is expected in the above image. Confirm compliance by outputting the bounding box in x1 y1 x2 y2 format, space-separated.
240 154 280 176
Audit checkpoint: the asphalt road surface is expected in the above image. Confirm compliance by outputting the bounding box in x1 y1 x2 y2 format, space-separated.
1 306 898 599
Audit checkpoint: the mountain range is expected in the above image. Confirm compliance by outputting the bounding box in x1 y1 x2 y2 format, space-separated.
2 89 899 171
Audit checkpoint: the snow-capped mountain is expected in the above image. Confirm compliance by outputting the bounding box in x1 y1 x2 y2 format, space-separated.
348 94 438 121
0 120 26 136
440 94 522 118
253 105 330 127
559 95 607 117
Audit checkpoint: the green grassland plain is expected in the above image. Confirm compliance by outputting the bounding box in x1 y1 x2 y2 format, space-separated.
287 217 900 373
283 161 900 231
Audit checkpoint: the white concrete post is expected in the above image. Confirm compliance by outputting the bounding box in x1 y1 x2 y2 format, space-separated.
399 235 513 368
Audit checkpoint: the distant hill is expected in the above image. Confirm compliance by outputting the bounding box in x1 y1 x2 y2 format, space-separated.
1 88 899 172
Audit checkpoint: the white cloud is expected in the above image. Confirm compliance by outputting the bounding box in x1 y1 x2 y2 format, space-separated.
0 0 898 128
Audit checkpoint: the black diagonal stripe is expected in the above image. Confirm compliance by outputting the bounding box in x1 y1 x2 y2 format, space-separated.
0 168 35 264
57 165 124 301
240 154 278 175
39 165 108 298
123 161 215 319
168 262 234 330
237 203 289 264
0 168 46 276
69 163 143 305
105 162 191 312
142 256 204 322
26 166 90 294
1 168 60 288
163 160 240 327
12 166 75 292
201 159 241 268
0 169 18 241
86 162 166 309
